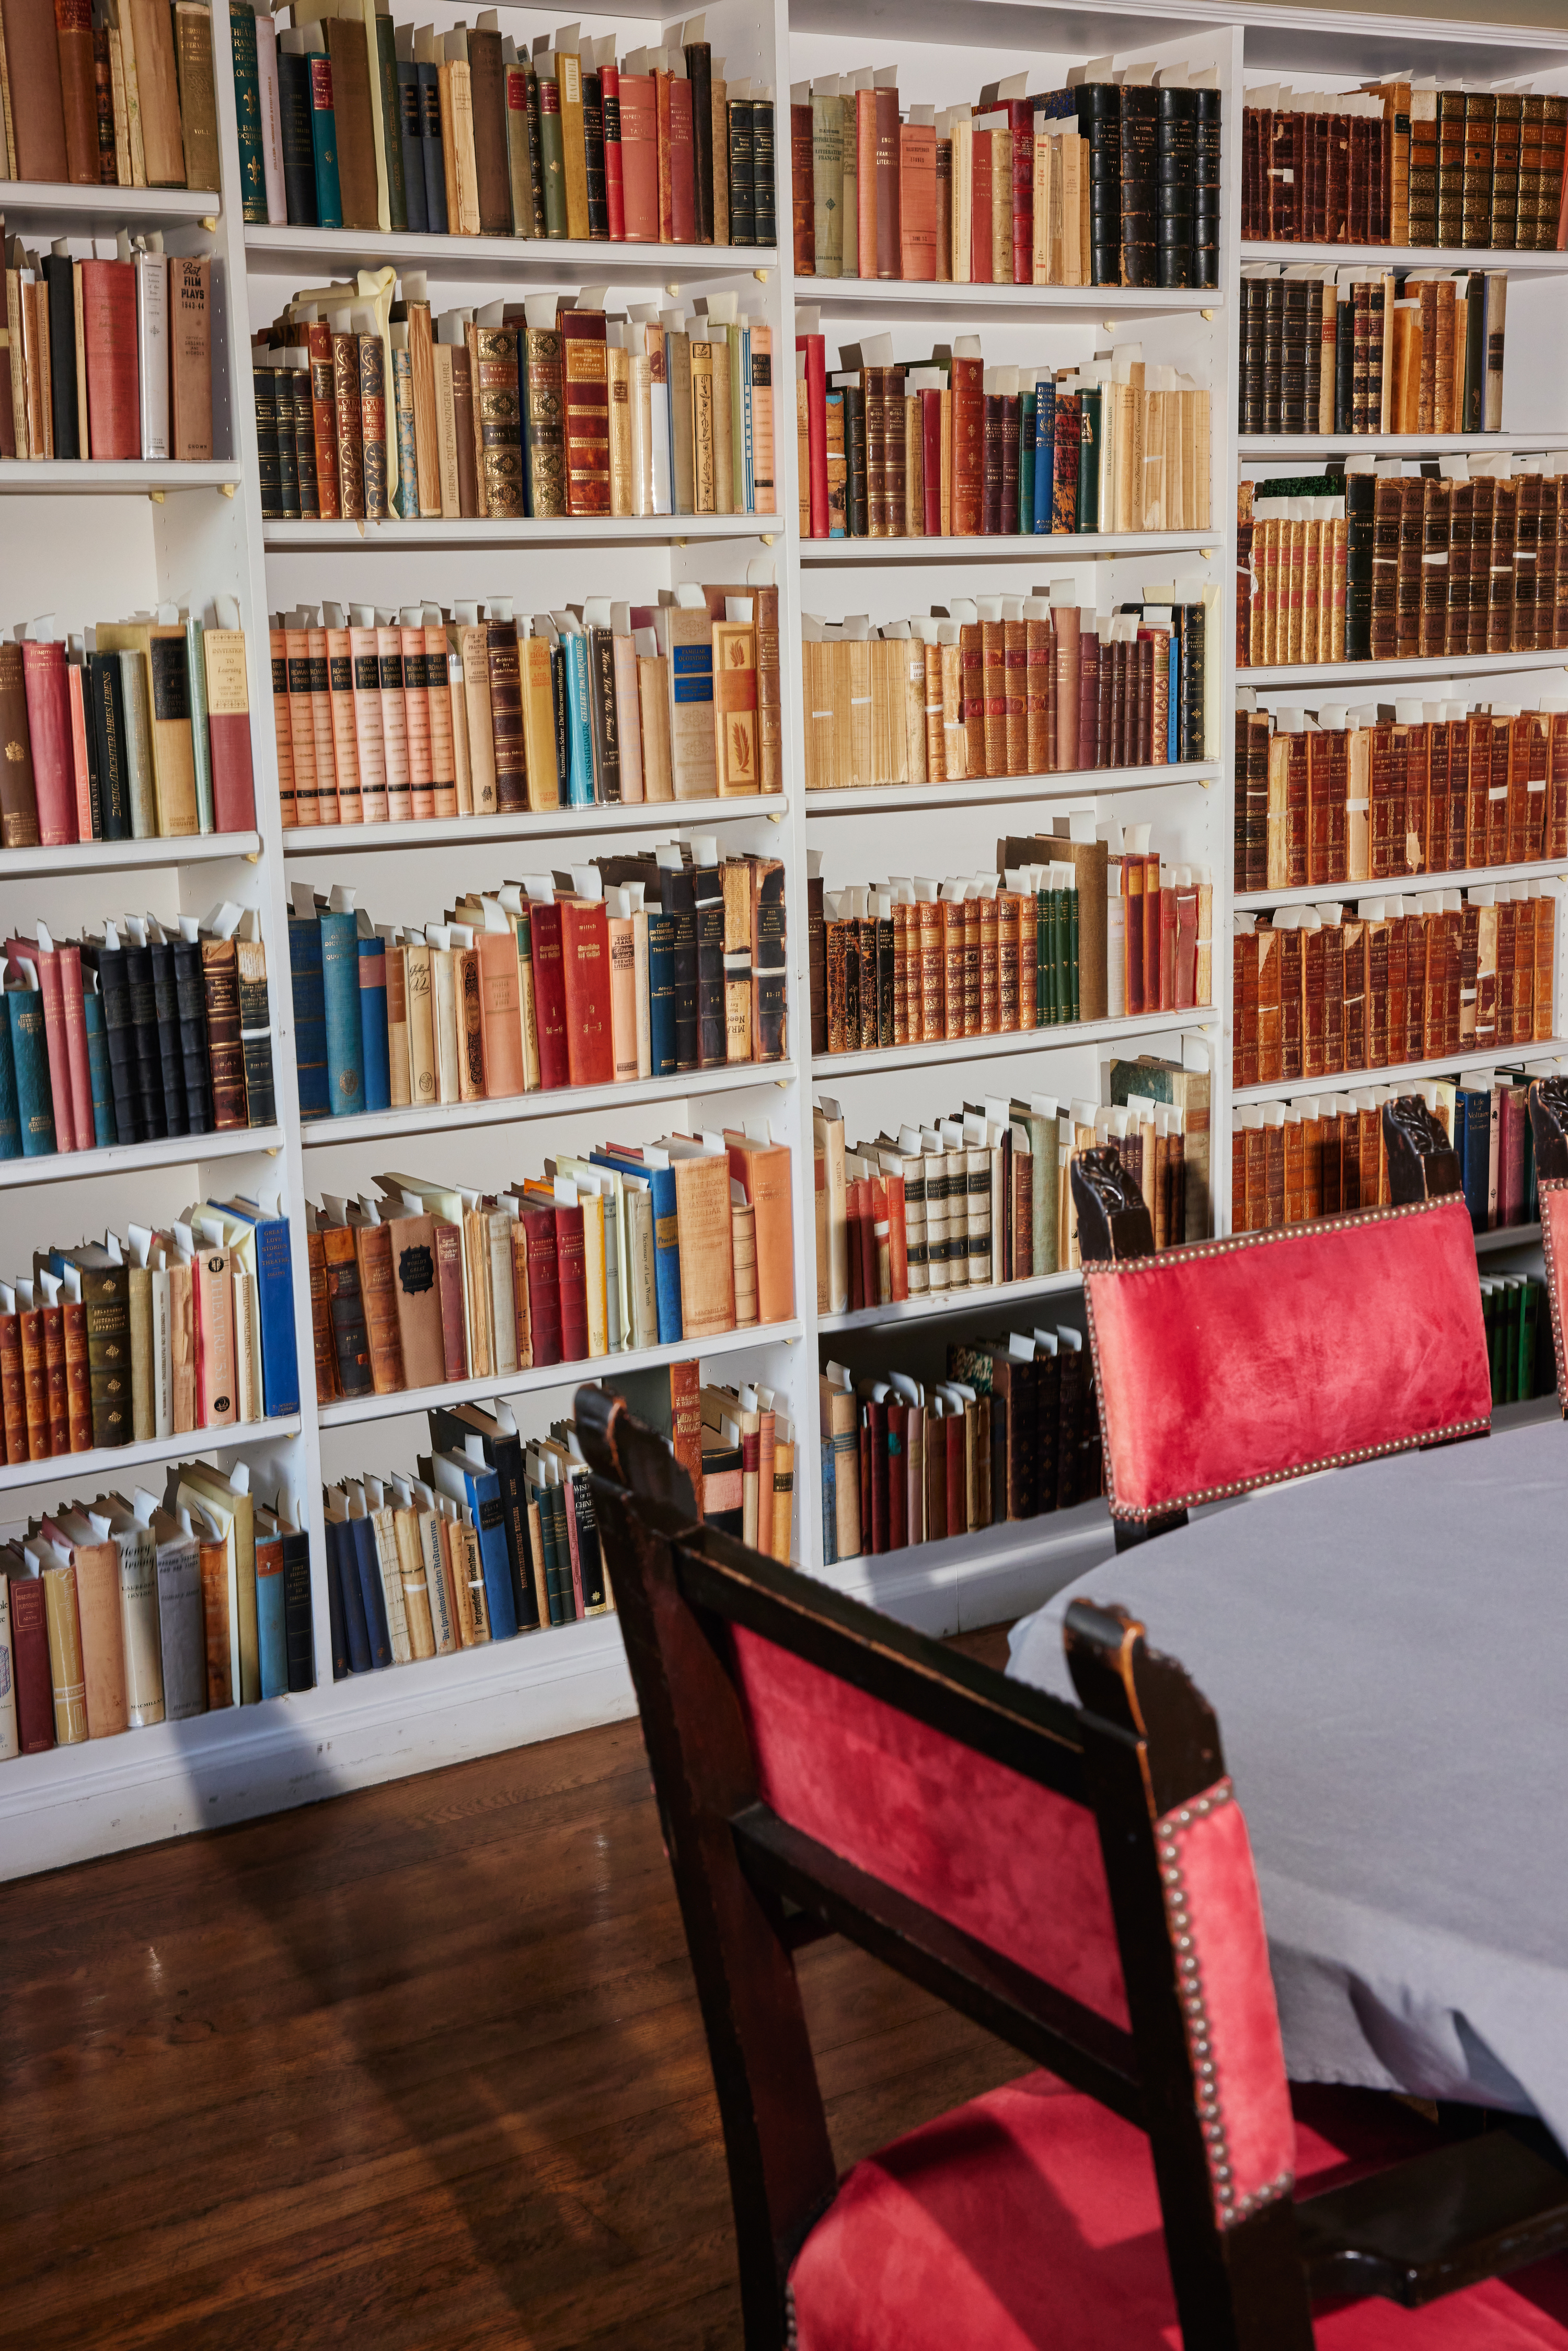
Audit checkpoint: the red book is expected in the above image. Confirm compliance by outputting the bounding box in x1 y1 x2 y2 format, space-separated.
655 68 673 240
945 1413 964 1537
8 1575 54 1754
559 897 615 1086
886 1400 907 1551
668 72 695 244
950 354 984 535
600 61 625 239
20 641 77 848
56 942 94 1153
1144 856 1162 1017
885 1170 908 1301
1007 100 1033 286
7 939 76 1151
1159 884 1177 1013
618 72 658 239
554 1202 589 1362
306 319 341 521
921 389 941 536
846 1173 864 1310
66 662 93 839
559 307 610 518
521 1205 562 1365
78 259 140 460
867 1396 889 1553
529 898 570 1088
795 332 827 538
204 634 258 833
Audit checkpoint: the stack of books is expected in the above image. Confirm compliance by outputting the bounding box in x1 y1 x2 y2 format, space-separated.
1241 82 1568 251
289 848 788 1120
1239 265 1509 437
800 590 1212 789
1233 886 1558 1087
252 282 775 523
0 1470 313 1762
230 9 774 246
1237 461 1568 667
810 838 1210 1059
271 586 781 826
1233 698 1568 893
3 237 215 464
0 604 256 848
307 1131 795 1405
791 65 1220 290
794 318 1212 538
3 908 275 1160
1482 1274 1556 1405
1228 1062 1562 1253
0 0 218 190
1 1199 300 1465
817 1331 1103 1566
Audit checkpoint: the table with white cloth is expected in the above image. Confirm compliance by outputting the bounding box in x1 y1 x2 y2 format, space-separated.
1007 1419 1568 2148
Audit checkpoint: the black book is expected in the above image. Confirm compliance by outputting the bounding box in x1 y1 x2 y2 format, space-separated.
1239 275 1263 434
120 939 167 1139
1156 85 1196 290
87 651 128 838
1464 275 1487 435
324 1227 374 1400
662 864 700 1071
692 853 727 1068
754 859 787 1060
1344 469 1376 661
587 623 620 801
1302 283 1322 440
172 935 213 1132
273 367 300 518
1055 1335 1086 1508
396 58 429 233
1261 275 1286 434
567 1471 606 1611
1034 1347 1061 1513
549 640 569 800
841 381 868 536
1176 598 1205 763
582 67 609 238
418 61 448 232
728 95 755 245
1076 82 1121 285
236 941 276 1128
43 252 79 460
323 1513 351 1679
277 44 317 224
252 361 282 519
282 1525 315 1691
525 63 546 236
426 1404 543 1632
1194 84 1221 290
80 940 142 1144
292 364 318 517
877 912 894 1046
1280 276 1310 434
146 939 189 1137
1334 291 1355 436
1119 84 1157 286
752 96 776 249
685 40 713 240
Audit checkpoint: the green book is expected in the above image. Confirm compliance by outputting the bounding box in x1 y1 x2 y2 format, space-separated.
184 615 214 835
1076 386 1100 534
374 11 408 231
228 0 270 225
1034 889 1047 1024
1520 1278 1541 1402
1067 883 1080 1023
538 70 569 238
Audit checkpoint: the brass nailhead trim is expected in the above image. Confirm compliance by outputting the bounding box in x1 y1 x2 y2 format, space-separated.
1539 1179 1568 1420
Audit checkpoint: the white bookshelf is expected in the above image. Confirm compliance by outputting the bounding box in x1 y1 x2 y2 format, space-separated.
3 0 1566 1879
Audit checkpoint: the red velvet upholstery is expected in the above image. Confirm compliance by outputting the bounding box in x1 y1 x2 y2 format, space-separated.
731 1626 1129 2026
1540 1182 1568 1417
1155 1781 1295 2223
788 2076 1568 2350
1083 1198 1492 1519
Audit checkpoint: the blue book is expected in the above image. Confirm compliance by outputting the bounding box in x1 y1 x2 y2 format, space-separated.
1019 389 1035 534
821 1447 837 1564
647 909 677 1076
327 1514 372 1673
395 58 428 233
6 987 55 1156
358 932 391 1113
349 1514 394 1666
319 908 364 1114
213 1200 302 1417
0 1007 19 1159
825 390 846 533
417 60 447 232
83 989 116 1145
1033 378 1055 532
287 911 330 1119
308 62 343 229
439 1451 519 1641
322 1512 349 1678
257 1546 289 1699
564 631 595 805
1458 1087 1492 1232
647 1165 683 1344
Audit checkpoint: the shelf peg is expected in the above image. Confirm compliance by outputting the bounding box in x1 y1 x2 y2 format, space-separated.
149 489 165 503
666 281 681 297
201 215 217 232
219 482 236 498
1202 307 1216 321
761 532 775 546
754 267 769 283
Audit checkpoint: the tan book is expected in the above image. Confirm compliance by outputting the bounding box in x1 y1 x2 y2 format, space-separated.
172 0 218 188
521 633 558 811
711 615 758 795
638 647 672 800
71 1538 129 1738
431 341 460 514
440 46 481 233
406 298 441 516
457 621 497 814
554 39 590 238
710 332 733 516
404 939 436 1105
393 1506 436 1660
606 339 634 516
689 339 716 513
125 0 183 182
42 1560 88 1743
671 1151 736 1336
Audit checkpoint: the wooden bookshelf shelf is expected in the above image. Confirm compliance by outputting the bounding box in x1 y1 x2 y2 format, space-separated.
263 512 775 551
1233 1039 1568 1108
804 281 1219 326
0 1414 302 1499
299 1058 793 1150
1243 649 1568 689
0 460 241 494
818 1262 1083 1337
1241 241 1568 274
316 1320 803 1431
1475 1222 1543 1253
244 225 778 282
1240 435 1567 460
0 1124 284 1191
805 763 1219 815
1236 860 1568 911
0 832 262 879
799 529 1214 567
823 1007 1213 1080
0 181 218 234
281 798 787 855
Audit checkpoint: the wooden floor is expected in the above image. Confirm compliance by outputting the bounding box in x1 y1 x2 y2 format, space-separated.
1 1627 1026 2351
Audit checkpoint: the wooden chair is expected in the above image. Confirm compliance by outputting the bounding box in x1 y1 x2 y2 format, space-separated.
578 1386 1568 2351
1382 1094 1463 1205
1074 1127 1491 1542
1529 1077 1568 1417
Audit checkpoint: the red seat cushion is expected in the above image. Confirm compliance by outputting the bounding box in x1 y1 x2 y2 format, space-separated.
788 2073 1568 2350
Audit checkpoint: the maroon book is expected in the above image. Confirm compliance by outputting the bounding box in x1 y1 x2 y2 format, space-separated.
554 1202 589 1363
945 1414 964 1538
528 899 570 1089
521 1206 561 1366
1076 630 1100 771
9 1575 55 1754
668 72 695 244
78 259 140 460
886 1400 908 1552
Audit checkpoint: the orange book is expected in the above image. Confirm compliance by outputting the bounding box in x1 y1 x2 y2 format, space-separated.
376 622 412 820
401 619 434 820
856 88 878 279
323 614 362 824
269 625 296 826
68 1537 129 1738
724 1134 795 1326
712 615 758 794
424 614 457 817
898 121 937 281
476 927 525 1098
306 617 337 823
558 897 615 1086
283 619 318 827
606 898 639 1082
348 617 389 822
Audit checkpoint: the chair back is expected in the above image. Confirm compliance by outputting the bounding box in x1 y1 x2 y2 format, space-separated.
578 1387 1314 2351
1530 1080 1568 1417
1083 1195 1491 1523
1383 1094 1463 1204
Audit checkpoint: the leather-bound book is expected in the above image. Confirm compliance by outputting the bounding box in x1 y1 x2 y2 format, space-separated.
2 0 71 179
792 96 816 272
668 70 695 242
950 346 983 534
466 18 510 234
560 305 609 516
320 18 374 229
351 1220 404 1397
472 320 522 517
54 0 99 183
0 644 41 849
559 896 615 1086
1075 626 1099 771
174 0 219 191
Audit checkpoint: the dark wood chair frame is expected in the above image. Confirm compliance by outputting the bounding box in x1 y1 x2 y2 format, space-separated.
578 1387 1568 2351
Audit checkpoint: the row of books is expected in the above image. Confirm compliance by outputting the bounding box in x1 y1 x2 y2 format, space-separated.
790 67 1220 291
289 849 787 1121
0 604 256 849
811 838 1211 1060
0 1467 313 1763
800 593 1211 794
1238 267 1509 439
1234 699 1568 894
1236 461 1568 670
1481 1276 1555 1407
233 7 774 247
270 585 781 828
1229 1066 1555 1241
1232 888 1558 1091
307 1132 794 1407
0 0 217 189
3 236 213 464
1 909 274 1159
2 1203 299 1466
1240 83 1568 252
794 321 1211 540
253 282 776 524
817 1330 1104 1567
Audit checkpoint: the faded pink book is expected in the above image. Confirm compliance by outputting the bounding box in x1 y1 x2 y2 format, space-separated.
401 623 434 820
376 623 412 821
349 621 389 822
67 662 94 840
424 618 457 819
324 621 363 824
307 620 338 824
612 632 643 802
